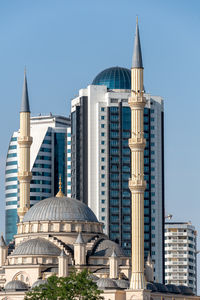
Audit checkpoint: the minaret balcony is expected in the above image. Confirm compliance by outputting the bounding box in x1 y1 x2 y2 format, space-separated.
18 171 32 181
18 136 32 146
129 179 146 192
128 96 146 108
129 138 146 149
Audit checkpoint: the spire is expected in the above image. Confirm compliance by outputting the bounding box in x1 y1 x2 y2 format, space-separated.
56 175 65 197
132 17 143 68
111 249 117 258
21 69 30 112
75 232 84 244
59 249 67 257
0 234 6 247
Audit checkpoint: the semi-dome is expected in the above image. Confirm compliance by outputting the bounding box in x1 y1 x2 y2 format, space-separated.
23 196 98 223
5 280 28 291
92 67 131 90
11 238 61 256
92 239 126 257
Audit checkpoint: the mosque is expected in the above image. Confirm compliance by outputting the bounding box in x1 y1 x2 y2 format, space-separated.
0 21 199 300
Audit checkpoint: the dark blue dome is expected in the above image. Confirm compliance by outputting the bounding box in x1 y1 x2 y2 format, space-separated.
92 67 131 90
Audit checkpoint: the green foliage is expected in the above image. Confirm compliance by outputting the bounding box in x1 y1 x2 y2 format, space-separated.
25 269 103 300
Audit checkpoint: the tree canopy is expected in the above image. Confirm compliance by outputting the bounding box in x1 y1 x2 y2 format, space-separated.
25 269 103 300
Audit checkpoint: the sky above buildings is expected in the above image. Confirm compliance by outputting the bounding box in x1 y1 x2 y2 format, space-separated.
0 0 200 288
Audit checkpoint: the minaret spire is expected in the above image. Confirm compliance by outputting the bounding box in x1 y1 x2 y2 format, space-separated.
21 69 30 113
129 17 146 290
17 71 32 222
132 18 143 69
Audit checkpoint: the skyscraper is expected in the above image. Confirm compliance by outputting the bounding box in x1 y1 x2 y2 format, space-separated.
165 222 197 293
5 75 71 243
71 71 164 282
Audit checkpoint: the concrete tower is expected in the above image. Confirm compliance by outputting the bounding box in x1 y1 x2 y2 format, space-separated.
129 19 146 289
17 71 32 222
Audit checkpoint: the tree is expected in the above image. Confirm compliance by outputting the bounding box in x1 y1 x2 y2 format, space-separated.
25 269 103 300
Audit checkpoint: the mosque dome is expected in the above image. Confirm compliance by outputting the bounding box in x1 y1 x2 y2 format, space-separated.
178 286 194 296
92 67 131 90
115 279 129 289
5 280 28 291
32 279 47 288
92 239 126 257
11 238 61 256
166 284 181 294
22 196 98 223
96 278 118 289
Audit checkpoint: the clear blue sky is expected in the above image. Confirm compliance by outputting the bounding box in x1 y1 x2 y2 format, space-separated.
0 0 200 288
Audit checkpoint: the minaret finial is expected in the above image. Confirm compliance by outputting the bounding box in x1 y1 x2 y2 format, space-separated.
132 18 143 68
21 70 30 112
56 175 65 197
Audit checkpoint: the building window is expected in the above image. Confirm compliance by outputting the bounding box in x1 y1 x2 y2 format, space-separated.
101 108 105 112
101 124 105 128
101 116 105 120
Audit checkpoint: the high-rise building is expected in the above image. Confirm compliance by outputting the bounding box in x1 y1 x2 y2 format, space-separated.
165 222 197 293
5 114 71 244
71 67 164 282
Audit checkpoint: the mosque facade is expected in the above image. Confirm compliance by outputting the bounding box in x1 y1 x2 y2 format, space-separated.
0 21 199 300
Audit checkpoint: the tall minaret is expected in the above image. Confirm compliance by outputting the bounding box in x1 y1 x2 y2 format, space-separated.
129 18 146 290
17 71 32 222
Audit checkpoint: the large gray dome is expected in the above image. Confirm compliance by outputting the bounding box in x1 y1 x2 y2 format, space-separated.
11 238 61 256
23 197 98 223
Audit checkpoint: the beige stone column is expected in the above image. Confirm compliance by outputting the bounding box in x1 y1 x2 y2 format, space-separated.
17 73 32 222
129 66 146 290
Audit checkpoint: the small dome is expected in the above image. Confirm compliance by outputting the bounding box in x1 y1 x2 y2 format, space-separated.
166 284 181 294
5 280 28 291
178 285 194 295
146 282 158 292
97 278 118 289
93 239 125 257
11 238 61 256
92 67 131 90
89 274 99 282
115 279 129 289
32 279 47 288
153 282 168 293
23 197 98 223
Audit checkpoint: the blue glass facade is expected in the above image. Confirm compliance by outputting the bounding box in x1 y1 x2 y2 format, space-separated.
108 104 151 258
54 132 66 194
5 209 18 243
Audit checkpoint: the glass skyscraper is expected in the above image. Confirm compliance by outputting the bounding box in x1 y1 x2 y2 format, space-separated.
5 115 71 244
71 66 164 283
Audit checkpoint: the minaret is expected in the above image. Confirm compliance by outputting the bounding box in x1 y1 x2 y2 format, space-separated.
17 71 32 222
129 18 146 290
